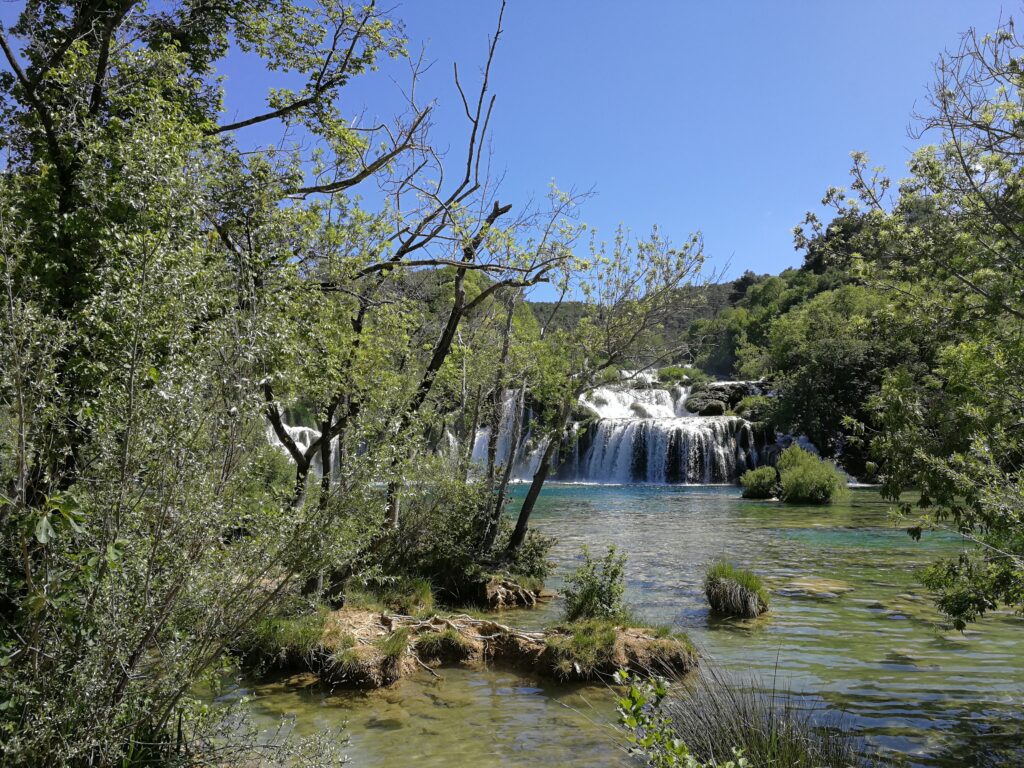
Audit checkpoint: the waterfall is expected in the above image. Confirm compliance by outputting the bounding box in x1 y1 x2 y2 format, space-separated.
266 423 343 479
559 415 760 484
471 383 769 485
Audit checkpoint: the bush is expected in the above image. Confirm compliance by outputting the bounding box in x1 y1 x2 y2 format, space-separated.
648 665 869 768
658 365 710 385
563 545 627 622
704 561 769 618
776 445 847 504
733 395 773 424
739 466 778 499
507 529 557 581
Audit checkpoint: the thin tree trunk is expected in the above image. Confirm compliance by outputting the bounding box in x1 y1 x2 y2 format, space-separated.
482 385 525 554
505 400 572 555
461 383 484 476
485 296 516 489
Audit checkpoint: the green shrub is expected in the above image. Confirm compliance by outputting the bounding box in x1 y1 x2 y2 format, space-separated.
733 395 773 424
776 445 848 504
563 545 627 622
507 529 557 581
704 561 769 618
598 366 622 384
658 365 710 385
739 466 778 499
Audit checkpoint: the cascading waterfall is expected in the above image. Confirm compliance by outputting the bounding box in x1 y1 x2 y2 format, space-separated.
269 381 768 486
266 423 344 479
470 391 547 479
470 381 768 485
561 415 760 484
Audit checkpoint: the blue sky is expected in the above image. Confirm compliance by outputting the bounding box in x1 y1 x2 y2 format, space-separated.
3 1 1011 295
268 0 1005 292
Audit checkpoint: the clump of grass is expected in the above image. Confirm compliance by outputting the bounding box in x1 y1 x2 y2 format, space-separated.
346 578 435 616
374 627 411 660
242 608 328 664
545 618 620 678
776 445 848 505
704 561 769 618
660 665 869 768
740 466 779 499
415 628 475 662
379 578 434 616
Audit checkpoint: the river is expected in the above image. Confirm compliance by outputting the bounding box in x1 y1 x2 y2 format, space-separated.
233 485 1024 767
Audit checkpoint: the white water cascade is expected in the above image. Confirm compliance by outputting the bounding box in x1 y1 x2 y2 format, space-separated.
265 423 343 479
470 391 548 479
470 381 767 485
558 415 760 484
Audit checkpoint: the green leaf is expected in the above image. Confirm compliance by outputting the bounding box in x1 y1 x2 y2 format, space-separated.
35 514 55 545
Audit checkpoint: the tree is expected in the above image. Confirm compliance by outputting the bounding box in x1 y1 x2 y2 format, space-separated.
506 226 707 556
0 0 586 761
818 19 1024 627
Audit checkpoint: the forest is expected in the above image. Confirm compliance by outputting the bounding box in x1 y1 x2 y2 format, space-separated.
0 2 1021 767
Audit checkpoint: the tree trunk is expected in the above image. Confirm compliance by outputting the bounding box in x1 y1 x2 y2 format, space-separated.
482 385 525 554
505 400 572 556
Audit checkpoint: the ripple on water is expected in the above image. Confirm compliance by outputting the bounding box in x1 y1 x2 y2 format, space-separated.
234 486 1023 768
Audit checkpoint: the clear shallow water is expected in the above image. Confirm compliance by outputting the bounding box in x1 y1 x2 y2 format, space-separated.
236 485 1024 767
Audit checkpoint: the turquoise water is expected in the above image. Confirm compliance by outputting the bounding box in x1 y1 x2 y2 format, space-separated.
239 485 1024 767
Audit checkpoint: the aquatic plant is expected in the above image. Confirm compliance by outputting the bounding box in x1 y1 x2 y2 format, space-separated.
776 445 848 504
615 671 751 768
739 466 779 499
704 561 769 618
654 665 870 768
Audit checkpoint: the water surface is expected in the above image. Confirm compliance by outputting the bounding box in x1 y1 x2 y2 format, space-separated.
238 485 1024 767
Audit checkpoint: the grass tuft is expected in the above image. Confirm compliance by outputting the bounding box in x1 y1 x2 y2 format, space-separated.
545 618 620 677
704 561 770 618
661 665 870 767
374 627 411 660
415 628 475 661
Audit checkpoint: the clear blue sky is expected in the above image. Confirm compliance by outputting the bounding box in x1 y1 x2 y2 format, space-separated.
3 1 1011 294
281 0 1007 292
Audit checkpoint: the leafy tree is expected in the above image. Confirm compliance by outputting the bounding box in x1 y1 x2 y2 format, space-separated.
815 20 1024 627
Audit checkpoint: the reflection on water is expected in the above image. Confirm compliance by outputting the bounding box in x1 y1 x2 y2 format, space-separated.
235 486 1024 767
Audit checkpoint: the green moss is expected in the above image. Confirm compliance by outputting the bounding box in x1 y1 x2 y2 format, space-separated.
704 561 770 618
740 466 779 499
